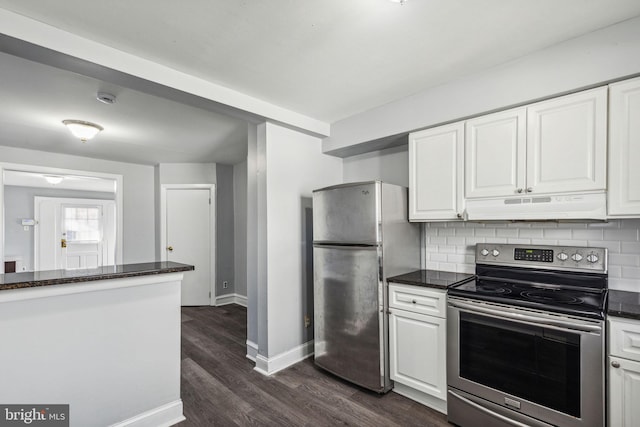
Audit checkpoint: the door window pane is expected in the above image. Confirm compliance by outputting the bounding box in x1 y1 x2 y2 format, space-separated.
63 206 102 242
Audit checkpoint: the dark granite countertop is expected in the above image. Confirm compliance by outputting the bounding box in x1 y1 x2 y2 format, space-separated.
387 269 475 290
0 262 194 292
608 289 640 320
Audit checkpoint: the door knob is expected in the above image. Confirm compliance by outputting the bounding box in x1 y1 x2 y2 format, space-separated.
167 246 173 252
611 361 620 368
61 238 67 248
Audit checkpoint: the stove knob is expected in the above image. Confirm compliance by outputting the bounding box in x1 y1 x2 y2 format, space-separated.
571 253 583 262
557 252 569 261
491 249 500 257
480 249 489 256
587 254 599 263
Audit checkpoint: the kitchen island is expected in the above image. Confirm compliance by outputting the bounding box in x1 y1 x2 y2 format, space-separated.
0 262 193 427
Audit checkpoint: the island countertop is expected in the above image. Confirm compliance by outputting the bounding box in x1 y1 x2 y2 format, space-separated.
0 261 189 426
0 261 194 292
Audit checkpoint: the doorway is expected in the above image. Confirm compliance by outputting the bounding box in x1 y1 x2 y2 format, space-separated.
160 185 216 306
34 197 116 271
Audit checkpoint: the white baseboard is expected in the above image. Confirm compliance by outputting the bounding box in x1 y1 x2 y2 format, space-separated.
109 400 185 427
246 340 258 362
215 293 247 307
254 340 314 376
393 383 447 415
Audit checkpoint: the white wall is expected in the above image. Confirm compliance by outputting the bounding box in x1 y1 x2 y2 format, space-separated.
234 159 248 297
246 123 259 357
0 146 155 264
342 144 409 187
423 220 640 292
157 163 216 185
4 186 114 271
252 122 342 368
325 15 640 155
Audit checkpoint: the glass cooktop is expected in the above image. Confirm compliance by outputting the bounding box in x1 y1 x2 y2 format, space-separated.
449 278 607 320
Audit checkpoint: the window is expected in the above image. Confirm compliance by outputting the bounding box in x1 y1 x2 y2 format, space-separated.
62 205 102 242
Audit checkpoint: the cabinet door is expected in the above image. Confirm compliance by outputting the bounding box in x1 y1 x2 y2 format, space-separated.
409 123 464 221
526 87 607 194
389 309 446 401
465 108 526 198
608 77 640 216
609 356 640 427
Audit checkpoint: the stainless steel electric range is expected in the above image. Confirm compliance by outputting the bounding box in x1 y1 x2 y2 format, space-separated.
447 244 608 427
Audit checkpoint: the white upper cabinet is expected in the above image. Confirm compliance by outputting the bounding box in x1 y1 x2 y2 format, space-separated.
608 77 640 217
410 85 610 221
526 87 607 194
409 122 464 221
465 87 607 199
465 108 526 198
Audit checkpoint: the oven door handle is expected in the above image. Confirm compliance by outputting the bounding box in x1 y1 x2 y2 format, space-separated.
448 390 533 427
448 300 601 333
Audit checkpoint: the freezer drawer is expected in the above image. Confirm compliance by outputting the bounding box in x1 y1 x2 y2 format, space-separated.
313 182 380 244
313 244 388 392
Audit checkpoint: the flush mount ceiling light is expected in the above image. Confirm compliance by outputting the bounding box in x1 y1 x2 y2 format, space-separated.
44 175 64 185
62 120 104 142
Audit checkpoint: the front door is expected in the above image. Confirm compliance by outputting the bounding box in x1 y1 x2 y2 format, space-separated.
165 188 213 306
34 197 116 271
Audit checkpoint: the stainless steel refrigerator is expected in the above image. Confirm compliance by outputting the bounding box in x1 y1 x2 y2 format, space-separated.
312 181 420 393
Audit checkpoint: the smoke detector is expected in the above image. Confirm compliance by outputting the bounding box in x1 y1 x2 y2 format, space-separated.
97 92 116 105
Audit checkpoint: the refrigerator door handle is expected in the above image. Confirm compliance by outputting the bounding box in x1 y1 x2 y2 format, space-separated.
312 243 380 249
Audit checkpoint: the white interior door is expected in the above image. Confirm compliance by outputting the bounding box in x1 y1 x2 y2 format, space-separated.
34 197 116 271
165 188 212 306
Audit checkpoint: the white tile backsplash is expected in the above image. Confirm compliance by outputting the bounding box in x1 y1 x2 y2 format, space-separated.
423 219 640 291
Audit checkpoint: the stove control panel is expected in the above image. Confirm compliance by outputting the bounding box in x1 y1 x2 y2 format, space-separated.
476 244 607 273
514 248 553 262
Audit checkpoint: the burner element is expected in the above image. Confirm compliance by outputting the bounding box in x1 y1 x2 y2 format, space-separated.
520 290 582 305
477 282 512 295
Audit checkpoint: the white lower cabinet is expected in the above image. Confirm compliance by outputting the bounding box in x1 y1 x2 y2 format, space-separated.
609 356 640 427
388 283 447 414
608 317 640 427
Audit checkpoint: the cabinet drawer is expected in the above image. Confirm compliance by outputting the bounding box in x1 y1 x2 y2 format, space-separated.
609 318 640 362
388 283 446 318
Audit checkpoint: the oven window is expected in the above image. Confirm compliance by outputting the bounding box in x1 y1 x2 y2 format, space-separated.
459 312 580 417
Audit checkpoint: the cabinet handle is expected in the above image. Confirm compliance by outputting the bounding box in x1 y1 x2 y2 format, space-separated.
526 187 533 193
611 361 620 368
517 188 523 193
412 299 417 304
456 213 462 219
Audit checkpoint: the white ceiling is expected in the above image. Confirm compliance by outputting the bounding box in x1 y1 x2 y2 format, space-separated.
0 1 639 165
0 52 248 165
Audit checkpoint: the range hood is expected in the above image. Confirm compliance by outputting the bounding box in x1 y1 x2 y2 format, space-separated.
465 192 606 221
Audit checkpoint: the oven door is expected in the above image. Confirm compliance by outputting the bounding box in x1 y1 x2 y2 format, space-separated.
447 297 604 427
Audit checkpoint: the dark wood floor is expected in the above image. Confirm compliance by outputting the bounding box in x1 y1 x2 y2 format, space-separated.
179 305 451 426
